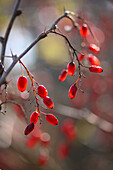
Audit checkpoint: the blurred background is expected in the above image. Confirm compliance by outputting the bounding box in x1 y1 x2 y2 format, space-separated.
0 0 113 169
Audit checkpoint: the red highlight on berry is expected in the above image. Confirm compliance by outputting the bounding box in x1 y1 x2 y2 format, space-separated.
30 111 39 124
80 24 88 37
59 69 68 82
37 85 48 98
67 62 75 76
68 84 77 99
17 76 27 92
24 123 34 135
43 96 54 109
89 65 103 73
46 114 58 126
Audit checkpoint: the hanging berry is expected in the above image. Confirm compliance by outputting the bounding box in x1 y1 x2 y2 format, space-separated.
17 76 27 92
89 65 103 73
30 111 39 124
78 53 85 62
80 24 88 37
88 54 100 66
43 96 54 109
24 123 34 135
59 69 68 82
46 114 58 125
89 44 100 53
68 84 77 99
37 85 48 98
67 62 75 76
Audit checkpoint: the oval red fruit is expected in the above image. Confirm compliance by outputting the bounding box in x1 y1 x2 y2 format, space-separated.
37 85 48 98
24 123 34 135
89 44 100 53
30 111 39 124
69 84 77 99
80 24 88 37
59 69 67 82
17 76 27 92
88 54 100 66
89 65 103 73
67 62 75 76
43 96 54 109
46 114 58 126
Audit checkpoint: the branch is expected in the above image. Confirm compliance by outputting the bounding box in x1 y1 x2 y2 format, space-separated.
1 0 21 64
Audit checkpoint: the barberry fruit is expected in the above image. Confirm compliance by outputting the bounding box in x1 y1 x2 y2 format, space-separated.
88 54 100 66
37 154 49 166
59 69 67 82
30 111 39 124
17 76 27 92
80 24 88 37
37 85 48 98
24 123 34 135
67 62 75 76
89 44 100 53
89 65 103 73
46 114 58 126
68 84 77 99
43 96 54 109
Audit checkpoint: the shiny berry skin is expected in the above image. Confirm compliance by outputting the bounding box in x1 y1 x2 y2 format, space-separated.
37 85 48 98
67 62 75 76
89 44 100 53
24 123 34 135
17 76 27 92
68 84 77 99
46 114 58 126
89 65 103 73
30 111 39 124
43 96 54 109
80 24 88 37
88 54 100 66
59 69 67 82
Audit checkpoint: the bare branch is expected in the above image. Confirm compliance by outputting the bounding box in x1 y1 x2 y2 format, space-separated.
1 0 21 64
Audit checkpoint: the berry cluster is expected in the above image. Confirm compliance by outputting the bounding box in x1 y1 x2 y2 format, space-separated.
17 60 58 136
58 20 103 100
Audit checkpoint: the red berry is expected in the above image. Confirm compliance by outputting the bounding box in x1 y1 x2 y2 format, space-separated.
67 62 75 76
89 44 100 53
80 24 88 37
57 142 70 160
46 114 58 126
68 84 77 99
59 69 67 82
78 53 85 62
38 155 49 166
37 85 48 98
30 111 39 124
25 135 39 148
89 65 103 73
43 96 54 109
88 54 100 66
17 76 27 92
24 123 34 135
